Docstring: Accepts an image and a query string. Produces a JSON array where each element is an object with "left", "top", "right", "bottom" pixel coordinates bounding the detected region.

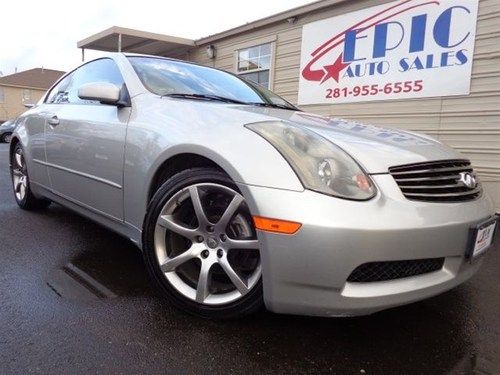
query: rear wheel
[
  {"left": 143, "top": 168, "right": 263, "bottom": 319},
  {"left": 10, "top": 143, "right": 51, "bottom": 210}
]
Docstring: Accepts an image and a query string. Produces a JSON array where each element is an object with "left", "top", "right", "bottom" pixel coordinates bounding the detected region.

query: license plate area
[{"left": 466, "top": 216, "right": 498, "bottom": 261}]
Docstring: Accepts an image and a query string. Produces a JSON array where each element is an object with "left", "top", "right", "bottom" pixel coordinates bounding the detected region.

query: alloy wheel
[
  {"left": 154, "top": 183, "right": 261, "bottom": 305},
  {"left": 12, "top": 148, "right": 27, "bottom": 202}
]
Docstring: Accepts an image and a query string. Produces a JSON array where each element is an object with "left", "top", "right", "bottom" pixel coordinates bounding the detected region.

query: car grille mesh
[
  {"left": 389, "top": 159, "right": 481, "bottom": 202},
  {"left": 347, "top": 258, "right": 445, "bottom": 283}
]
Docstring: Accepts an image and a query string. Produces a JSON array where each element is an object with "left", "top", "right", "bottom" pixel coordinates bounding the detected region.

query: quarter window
[
  {"left": 237, "top": 43, "right": 272, "bottom": 89},
  {"left": 45, "top": 58, "right": 125, "bottom": 105}
]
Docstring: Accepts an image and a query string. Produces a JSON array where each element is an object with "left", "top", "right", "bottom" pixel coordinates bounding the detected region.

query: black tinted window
[{"left": 46, "top": 58, "right": 124, "bottom": 105}]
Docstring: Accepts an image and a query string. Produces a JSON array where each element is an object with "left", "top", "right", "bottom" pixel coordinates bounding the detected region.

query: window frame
[
  {"left": 44, "top": 57, "right": 126, "bottom": 106},
  {"left": 22, "top": 89, "right": 32, "bottom": 102},
  {"left": 234, "top": 39, "right": 276, "bottom": 90}
]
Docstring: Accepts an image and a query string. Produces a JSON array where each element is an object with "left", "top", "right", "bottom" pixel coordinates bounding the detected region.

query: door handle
[{"left": 47, "top": 115, "right": 60, "bottom": 127}]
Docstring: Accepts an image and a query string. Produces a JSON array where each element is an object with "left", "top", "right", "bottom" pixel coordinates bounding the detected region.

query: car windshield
[{"left": 128, "top": 56, "right": 297, "bottom": 110}]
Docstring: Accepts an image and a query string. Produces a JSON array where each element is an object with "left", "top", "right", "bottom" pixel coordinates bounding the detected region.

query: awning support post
[{"left": 118, "top": 34, "right": 122, "bottom": 52}]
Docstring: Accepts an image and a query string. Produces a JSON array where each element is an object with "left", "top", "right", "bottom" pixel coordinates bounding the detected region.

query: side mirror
[
  {"left": 78, "top": 82, "right": 121, "bottom": 105},
  {"left": 23, "top": 103, "right": 35, "bottom": 109}
]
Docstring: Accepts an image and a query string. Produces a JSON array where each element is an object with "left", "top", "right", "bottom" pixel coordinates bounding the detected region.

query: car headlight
[{"left": 245, "top": 121, "right": 376, "bottom": 200}]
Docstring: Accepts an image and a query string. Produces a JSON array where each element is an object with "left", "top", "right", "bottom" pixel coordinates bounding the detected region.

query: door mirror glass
[{"left": 78, "top": 82, "right": 121, "bottom": 105}]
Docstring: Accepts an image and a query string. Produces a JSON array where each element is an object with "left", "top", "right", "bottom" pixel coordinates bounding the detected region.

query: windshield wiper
[
  {"left": 163, "top": 93, "right": 298, "bottom": 111},
  {"left": 163, "top": 93, "right": 246, "bottom": 104},
  {"left": 248, "top": 102, "right": 298, "bottom": 111}
]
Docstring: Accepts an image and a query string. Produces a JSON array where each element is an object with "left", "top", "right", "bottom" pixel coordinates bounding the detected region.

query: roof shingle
[{"left": 0, "top": 68, "right": 65, "bottom": 90}]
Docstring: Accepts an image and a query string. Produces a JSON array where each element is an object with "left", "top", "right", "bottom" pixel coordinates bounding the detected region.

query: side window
[{"left": 46, "top": 58, "right": 125, "bottom": 105}]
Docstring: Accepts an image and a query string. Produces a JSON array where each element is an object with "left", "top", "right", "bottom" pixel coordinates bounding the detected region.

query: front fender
[
  {"left": 123, "top": 97, "right": 304, "bottom": 231},
  {"left": 10, "top": 117, "right": 31, "bottom": 165}
]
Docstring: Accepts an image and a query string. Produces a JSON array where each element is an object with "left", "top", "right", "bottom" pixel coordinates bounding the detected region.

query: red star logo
[{"left": 320, "top": 54, "right": 350, "bottom": 84}]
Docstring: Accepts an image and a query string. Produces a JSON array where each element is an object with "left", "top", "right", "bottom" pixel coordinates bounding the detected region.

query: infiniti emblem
[{"left": 458, "top": 172, "right": 477, "bottom": 189}]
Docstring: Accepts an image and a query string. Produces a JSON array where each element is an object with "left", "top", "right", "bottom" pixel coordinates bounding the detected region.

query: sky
[{"left": 0, "top": 0, "right": 313, "bottom": 76}]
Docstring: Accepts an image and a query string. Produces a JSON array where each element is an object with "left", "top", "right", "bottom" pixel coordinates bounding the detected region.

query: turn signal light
[{"left": 253, "top": 216, "right": 302, "bottom": 234}]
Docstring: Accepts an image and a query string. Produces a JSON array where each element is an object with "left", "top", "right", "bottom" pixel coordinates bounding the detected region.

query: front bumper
[{"left": 238, "top": 174, "right": 496, "bottom": 317}]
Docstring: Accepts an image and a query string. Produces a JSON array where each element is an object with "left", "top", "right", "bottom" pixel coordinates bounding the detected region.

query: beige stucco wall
[
  {"left": 0, "top": 85, "right": 46, "bottom": 122},
  {"left": 184, "top": 0, "right": 500, "bottom": 211}
]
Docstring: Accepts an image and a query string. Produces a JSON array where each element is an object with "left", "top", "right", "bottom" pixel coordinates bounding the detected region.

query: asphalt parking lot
[{"left": 0, "top": 142, "right": 498, "bottom": 374}]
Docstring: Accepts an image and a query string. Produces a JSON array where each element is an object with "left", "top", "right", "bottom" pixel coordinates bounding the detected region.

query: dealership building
[{"left": 78, "top": 0, "right": 500, "bottom": 211}]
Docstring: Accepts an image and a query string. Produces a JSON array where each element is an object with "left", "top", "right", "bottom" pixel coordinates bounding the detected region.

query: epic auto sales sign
[{"left": 298, "top": 0, "right": 479, "bottom": 105}]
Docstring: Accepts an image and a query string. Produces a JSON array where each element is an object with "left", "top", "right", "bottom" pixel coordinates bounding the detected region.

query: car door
[{"left": 44, "top": 58, "right": 131, "bottom": 221}]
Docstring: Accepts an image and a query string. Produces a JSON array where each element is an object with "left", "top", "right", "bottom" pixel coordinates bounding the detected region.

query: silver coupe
[{"left": 9, "top": 53, "right": 497, "bottom": 318}]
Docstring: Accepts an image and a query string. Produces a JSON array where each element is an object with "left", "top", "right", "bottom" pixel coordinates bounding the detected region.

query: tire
[
  {"left": 1, "top": 133, "right": 12, "bottom": 143},
  {"left": 10, "top": 143, "right": 51, "bottom": 210},
  {"left": 142, "top": 167, "right": 263, "bottom": 319}
]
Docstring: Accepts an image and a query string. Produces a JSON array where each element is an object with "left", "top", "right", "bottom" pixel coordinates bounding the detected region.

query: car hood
[
  {"left": 229, "top": 105, "right": 463, "bottom": 174},
  {"left": 0, "top": 123, "right": 15, "bottom": 131}
]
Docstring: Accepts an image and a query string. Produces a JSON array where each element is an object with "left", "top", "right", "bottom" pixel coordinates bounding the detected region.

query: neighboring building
[
  {"left": 79, "top": 0, "right": 500, "bottom": 211},
  {"left": 0, "top": 68, "right": 65, "bottom": 123}
]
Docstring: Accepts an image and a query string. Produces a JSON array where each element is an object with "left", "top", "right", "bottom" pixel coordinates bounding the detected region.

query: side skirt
[{"left": 31, "top": 181, "right": 143, "bottom": 249}]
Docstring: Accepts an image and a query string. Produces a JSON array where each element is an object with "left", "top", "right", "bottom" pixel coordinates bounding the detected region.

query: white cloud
[{"left": 0, "top": 0, "right": 312, "bottom": 75}]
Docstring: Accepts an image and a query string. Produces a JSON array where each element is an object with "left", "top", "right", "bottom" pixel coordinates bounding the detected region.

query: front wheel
[
  {"left": 1, "top": 133, "right": 12, "bottom": 143},
  {"left": 10, "top": 143, "right": 51, "bottom": 210},
  {"left": 142, "top": 168, "right": 263, "bottom": 319}
]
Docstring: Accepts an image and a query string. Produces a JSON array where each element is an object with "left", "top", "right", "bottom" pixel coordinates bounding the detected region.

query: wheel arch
[
  {"left": 8, "top": 136, "right": 20, "bottom": 163},
  {"left": 147, "top": 152, "right": 231, "bottom": 203},
  {"left": 128, "top": 139, "right": 302, "bottom": 236}
]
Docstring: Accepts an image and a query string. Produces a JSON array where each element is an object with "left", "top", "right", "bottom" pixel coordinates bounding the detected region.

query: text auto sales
[{"left": 341, "top": 6, "right": 471, "bottom": 80}]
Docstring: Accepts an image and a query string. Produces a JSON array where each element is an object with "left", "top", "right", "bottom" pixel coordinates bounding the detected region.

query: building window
[
  {"left": 0, "top": 87, "right": 4, "bottom": 103},
  {"left": 237, "top": 43, "right": 272, "bottom": 88},
  {"left": 23, "top": 89, "right": 32, "bottom": 102}
]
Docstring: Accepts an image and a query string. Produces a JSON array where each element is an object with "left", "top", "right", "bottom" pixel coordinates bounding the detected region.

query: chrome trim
[
  {"left": 388, "top": 159, "right": 469, "bottom": 170},
  {"left": 404, "top": 187, "right": 482, "bottom": 198},
  {"left": 393, "top": 174, "right": 469, "bottom": 182},
  {"left": 33, "top": 158, "right": 122, "bottom": 189},
  {"left": 389, "top": 160, "right": 482, "bottom": 202},
  {"left": 402, "top": 184, "right": 466, "bottom": 189},
  {"left": 390, "top": 165, "right": 473, "bottom": 176}
]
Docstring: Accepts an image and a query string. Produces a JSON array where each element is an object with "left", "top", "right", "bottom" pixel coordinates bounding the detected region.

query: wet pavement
[{"left": 0, "top": 142, "right": 499, "bottom": 374}]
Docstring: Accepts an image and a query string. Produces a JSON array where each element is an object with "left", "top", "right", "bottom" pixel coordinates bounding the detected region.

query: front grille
[
  {"left": 389, "top": 159, "right": 481, "bottom": 202},
  {"left": 347, "top": 258, "right": 445, "bottom": 282}
]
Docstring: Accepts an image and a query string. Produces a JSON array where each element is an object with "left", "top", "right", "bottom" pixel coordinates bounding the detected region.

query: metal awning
[{"left": 77, "top": 26, "right": 195, "bottom": 57}]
